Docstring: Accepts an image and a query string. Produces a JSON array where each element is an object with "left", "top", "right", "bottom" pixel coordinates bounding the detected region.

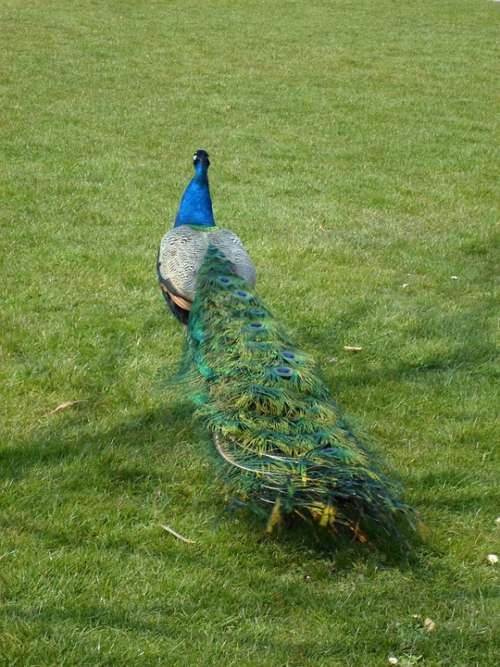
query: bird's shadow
[
  {"left": 2, "top": 396, "right": 423, "bottom": 571},
  {"left": 0, "top": 401, "right": 192, "bottom": 483}
]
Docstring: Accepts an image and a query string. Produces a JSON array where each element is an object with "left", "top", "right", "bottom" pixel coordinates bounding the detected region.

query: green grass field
[{"left": 1, "top": 1, "right": 499, "bottom": 665}]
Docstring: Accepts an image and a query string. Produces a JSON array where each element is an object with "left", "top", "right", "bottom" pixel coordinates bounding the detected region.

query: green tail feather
[{"left": 179, "top": 245, "right": 416, "bottom": 548}]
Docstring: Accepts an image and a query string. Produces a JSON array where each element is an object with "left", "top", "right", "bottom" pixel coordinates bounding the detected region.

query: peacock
[{"left": 157, "top": 149, "right": 415, "bottom": 549}]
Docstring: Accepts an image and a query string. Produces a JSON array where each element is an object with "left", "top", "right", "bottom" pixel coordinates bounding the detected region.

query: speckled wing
[
  {"left": 158, "top": 226, "right": 256, "bottom": 303},
  {"left": 211, "top": 228, "right": 256, "bottom": 290}
]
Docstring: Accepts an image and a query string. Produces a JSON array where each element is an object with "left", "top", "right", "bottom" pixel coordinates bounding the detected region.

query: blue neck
[{"left": 174, "top": 162, "right": 216, "bottom": 228}]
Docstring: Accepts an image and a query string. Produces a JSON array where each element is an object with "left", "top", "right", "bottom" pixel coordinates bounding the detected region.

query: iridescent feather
[{"left": 175, "top": 245, "right": 416, "bottom": 548}]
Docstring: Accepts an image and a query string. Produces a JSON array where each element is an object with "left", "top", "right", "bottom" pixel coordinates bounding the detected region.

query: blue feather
[{"left": 174, "top": 150, "right": 216, "bottom": 228}]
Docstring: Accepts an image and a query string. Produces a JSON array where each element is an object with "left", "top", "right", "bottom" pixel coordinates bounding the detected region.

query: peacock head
[{"left": 192, "top": 149, "right": 210, "bottom": 178}]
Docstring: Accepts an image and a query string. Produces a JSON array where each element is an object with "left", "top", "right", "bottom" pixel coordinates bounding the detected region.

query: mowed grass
[{"left": 1, "top": 0, "right": 499, "bottom": 665}]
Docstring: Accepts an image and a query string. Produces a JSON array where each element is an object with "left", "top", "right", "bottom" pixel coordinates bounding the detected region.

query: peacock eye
[
  {"left": 233, "top": 289, "right": 253, "bottom": 302},
  {"left": 217, "top": 276, "right": 231, "bottom": 286},
  {"left": 273, "top": 366, "right": 294, "bottom": 379},
  {"left": 247, "top": 308, "right": 267, "bottom": 318}
]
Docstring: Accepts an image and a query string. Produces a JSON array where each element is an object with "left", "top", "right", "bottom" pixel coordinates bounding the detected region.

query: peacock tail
[{"left": 176, "top": 244, "right": 416, "bottom": 548}]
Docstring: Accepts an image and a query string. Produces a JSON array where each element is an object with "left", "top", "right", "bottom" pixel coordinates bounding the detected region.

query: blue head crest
[{"left": 174, "top": 149, "right": 216, "bottom": 228}]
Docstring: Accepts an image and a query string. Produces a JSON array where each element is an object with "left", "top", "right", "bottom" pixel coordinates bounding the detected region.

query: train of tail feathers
[{"left": 157, "top": 149, "right": 416, "bottom": 550}]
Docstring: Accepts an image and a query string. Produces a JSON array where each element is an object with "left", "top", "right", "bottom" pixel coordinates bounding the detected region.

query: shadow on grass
[
  {"left": 1, "top": 401, "right": 423, "bottom": 569},
  {"left": 2, "top": 602, "right": 183, "bottom": 638},
  {"left": 285, "top": 297, "right": 497, "bottom": 409},
  {"left": 0, "top": 402, "right": 193, "bottom": 482},
  {"left": 408, "top": 468, "right": 498, "bottom": 515},
  {"left": 294, "top": 297, "right": 372, "bottom": 350},
  {"left": 257, "top": 524, "right": 420, "bottom": 570}
]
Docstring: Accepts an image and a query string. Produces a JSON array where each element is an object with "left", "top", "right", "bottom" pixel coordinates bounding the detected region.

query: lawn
[{"left": 0, "top": 1, "right": 499, "bottom": 665}]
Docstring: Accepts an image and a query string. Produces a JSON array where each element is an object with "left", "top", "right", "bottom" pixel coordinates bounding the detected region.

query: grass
[{"left": 0, "top": 0, "right": 499, "bottom": 665}]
